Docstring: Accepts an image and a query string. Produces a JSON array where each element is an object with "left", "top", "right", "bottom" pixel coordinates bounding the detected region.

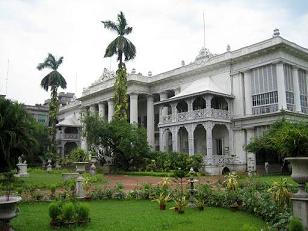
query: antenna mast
[
  {"left": 203, "top": 12, "right": 206, "bottom": 48},
  {"left": 5, "top": 59, "right": 9, "bottom": 95}
]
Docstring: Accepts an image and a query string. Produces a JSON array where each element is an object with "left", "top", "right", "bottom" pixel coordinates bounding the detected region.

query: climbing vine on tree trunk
[
  {"left": 113, "top": 67, "right": 128, "bottom": 121},
  {"left": 49, "top": 87, "right": 59, "bottom": 153}
]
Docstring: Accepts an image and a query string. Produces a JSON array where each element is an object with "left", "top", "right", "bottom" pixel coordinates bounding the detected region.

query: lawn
[{"left": 11, "top": 200, "right": 266, "bottom": 231}]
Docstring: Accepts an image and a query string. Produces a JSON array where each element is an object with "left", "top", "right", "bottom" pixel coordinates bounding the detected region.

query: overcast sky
[{"left": 1, "top": 0, "right": 308, "bottom": 105}]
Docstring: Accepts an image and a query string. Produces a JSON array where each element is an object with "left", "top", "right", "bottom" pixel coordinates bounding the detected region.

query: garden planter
[
  {"left": 285, "top": 157, "right": 308, "bottom": 229},
  {"left": 73, "top": 162, "right": 88, "bottom": 173},
  {"left": 0, "top": 196, "right": 22, "bottom": 230},
  {"left": 285, "top": 157, "right": 308, "bottom": 198}
]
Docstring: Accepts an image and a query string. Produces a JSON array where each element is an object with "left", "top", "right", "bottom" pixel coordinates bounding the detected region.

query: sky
[{"left": 1, "top": 0, "right": 308, "bottom": 105}]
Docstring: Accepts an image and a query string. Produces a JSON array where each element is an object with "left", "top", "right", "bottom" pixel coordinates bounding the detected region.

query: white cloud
[{"left": 0, "top": 0, "right": 308, "bottom": 104}]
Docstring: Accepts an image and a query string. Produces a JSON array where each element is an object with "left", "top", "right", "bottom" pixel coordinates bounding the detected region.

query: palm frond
[
  {"left": 118, "top": 11, "right": 127, "bottom": 35},
  {"left": 104, "top": 38, "right": 118, "bottom": 58},
  {"left": 40, "top": 70, "right": 67, "bottom": 92},
  {"left": 124, "top": 26, "right": 132, "bottom": 35},
  {"left": 123, "top": 38, "right": 136, "bottom": 61},
  {"left": 101, "top": 20, "right": 119, "bottom": 34}
]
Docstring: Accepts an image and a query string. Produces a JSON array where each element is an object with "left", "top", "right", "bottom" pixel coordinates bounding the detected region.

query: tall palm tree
[
  {"left": 37, "top": 53, "right": 67, "bottom": 153},
  {"left": 102, "top": 12, "right": 136, "bottom": 120},
  {"left": 102, "top": 11, "right": 136, "bottom": 69}
]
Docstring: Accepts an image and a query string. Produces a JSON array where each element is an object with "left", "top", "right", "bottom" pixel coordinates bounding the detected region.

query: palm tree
[
  {"left": 102, "top": 12, "right": 136, "bottom": 120},
  {"left": 37, "top": 53, "right": 67, "bottom": 153},
  {"left": 102, "top": 11, "right": 136, "bottom": 69}
]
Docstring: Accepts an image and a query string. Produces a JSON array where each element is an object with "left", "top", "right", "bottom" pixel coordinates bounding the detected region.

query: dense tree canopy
[
  {"left": 0, "top": 98, "right": 48, "bottom": 171},
  {"left": 246, "top": 119, "right": 308, "bottom": 157},
  {"left": 83, "top": 114, "right": 149, "bottom": 170}
]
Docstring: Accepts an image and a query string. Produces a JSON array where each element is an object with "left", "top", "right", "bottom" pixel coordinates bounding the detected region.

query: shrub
[
  {"left": 288, "top": 217, "right": 304, "bottom": 231},
  {"left": 76, "top": 204, "right": 90, "bottom": 222},
  {"left": 70, "top": 148, "right": 88, "bottom": 162},
  {"left": 224, "top": 173, "right": 239, "bottom": 191},
  {"left": 62, "top": 202, "right": 76, "bottom": 222},
  {"left": 267, "top": 178, "right": 291, "bottom": 210},
  {"left": 48, "top": 201, "right": 62, "bottom": 222}
]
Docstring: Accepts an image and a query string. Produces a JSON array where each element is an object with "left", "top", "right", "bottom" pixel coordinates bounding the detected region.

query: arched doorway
[
  {"left": 212, "top": 124, "right": 229, "bottom": 155},
  {"left": 194, "top": 124, "right": 206, "bottom": 154},
  {"left": 193, "top": 97, "right": 206, "bottom": 110},
  {"left": 163, "top": 129, "right": 173, "bottom": 152},
  {"left": 178, "top": 127, "right": 188, "bottom": 153},
  {"left": 64, "top": 142, "right": 78, "bottom": 155},
  {"left": 177, "top": 100, "right": 188, "bottom": 113},
  {"left": 211, "top": 96, "right": 228, "bottom": 110}
]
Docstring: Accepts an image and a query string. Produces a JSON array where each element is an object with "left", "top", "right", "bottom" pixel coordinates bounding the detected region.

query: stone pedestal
[
  {"left": 74, "top": 162, "right": 88, "bottom": 174},
  {"left": 16, "top": 163, "right": 28, "bottom": 177},
  {"left": 75, "top": 175, "right": 85, "bottom": 199},
  {"left": 89, "top": 163, "right": 96, "bottom": 175},
  {"left": 292, "top": 198, "right": 308, "bottom": 229},
  {"left": 62, "top": 173, "right": 79, "bottom": 181},
  {"left": 46, "top": 159, "right": 52, "bottom": 172}
]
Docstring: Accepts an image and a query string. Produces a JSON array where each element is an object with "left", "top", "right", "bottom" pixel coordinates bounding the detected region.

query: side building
[{"left": 59, "top": 30, "right": 308, "bottom": 174}]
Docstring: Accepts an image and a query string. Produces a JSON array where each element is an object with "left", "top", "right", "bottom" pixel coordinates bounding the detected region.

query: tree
[
  {"left": 83, "top": 114, "right": 149, "bottom": 170},
  {"left": 0, "top": 98, "right": 40, "bottom": 171},
  {"left": 37, "top": 53, "right": 67, "bottom": 153},
  {"left": 246, "top": 119, "right": 308, "bottom": 157},
  {"left": 101, "top": 11, "right": 136, "bottom": 120}
]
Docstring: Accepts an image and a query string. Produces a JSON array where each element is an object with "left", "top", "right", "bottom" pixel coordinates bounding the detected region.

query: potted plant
[
  {"left": 170, "top": 196, "right": 187, "bottom": 214},
  {"left": 246, "top": 120, "right": 308, "bottom": 198},
  {"left": 152, "top": 193, "right": 171, "bottom": 210},
  {"left": 0, "top": 171, "right": 22, "bottom": 230},
  {"left": 70, "top": 148, "right": 89, "bottom": 173}
]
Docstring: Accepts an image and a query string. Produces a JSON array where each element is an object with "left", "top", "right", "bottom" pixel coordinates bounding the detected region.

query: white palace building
[{"left": 57, "top": 30, "right": 308, "bottom": 175}]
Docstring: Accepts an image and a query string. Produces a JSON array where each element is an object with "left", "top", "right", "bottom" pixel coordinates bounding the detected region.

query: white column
[
  {"left": 107, "top": 99, "right": 114, "bottom": 122},
  {"left": 187, "top": 98, "right": 193, "bottom": 113},
  {"left": 130, "top": 93, "right": 138, "bottom": 124},
  {"left": 160, "top": 92, "right": 168, "bottom": 116},
  {"left": 277, "top": 62, "right": 287, "bottom": 110},
  {"left": 170, "top": 102, "right": 177, "bottom": 122},
  {"left": 159, "top": 128, "right": 165, "bottom": 151},
  {"left": 147, "top": 95, "right": 155, "bottom": 148},
  {"left": 244, "top": 71, "right": 252, "bottom": 115},
  {"left": 227, "top": 125, "right": 233, "bottom": 156},
  {"left": 188, "top": 124, "right": 195, "bottom": 156},
  {"left": 98, "top": 102, "right": 106, "bottom": 119},
  {"left": 204, "top": 95, "right": 213, "bottom": 109},
  {"left": 89, "top": 105, "right": 96, "bottom": 114},
  {"left": 171, "top": 127, "right": 178, "bottom": 152},
  {"left": 293, "top": 66, "right": 301, "bottom": 112},
  {"left": 246, "top": 128, "right": 256, "bottom": 172},
  {"left": 205, "top": 122, "right": 214, "bottom": 162}
]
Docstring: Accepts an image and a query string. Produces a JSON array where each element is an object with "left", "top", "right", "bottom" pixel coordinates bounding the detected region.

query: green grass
[{"left": 12, "top": 200, "right": 266, "bottom": 231}]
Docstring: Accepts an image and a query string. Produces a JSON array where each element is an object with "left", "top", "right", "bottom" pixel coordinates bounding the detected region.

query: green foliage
[
  {"left": 113, "top": 68, "right": 128, "bottom": 120},
  {"left": 224, "top": 173, "right": 239, "bottom": 191},
  {"left": 62, "top": 202, "right": 76, "bottom": 222},
  {"left": 246, "top": 119, "right": 308, "bottom": 157},
  {"left": 69, "top": 148, "right": 88, "bottom": 162},
  {"left": 37, "top": 53, "right": 67, "bottom": 154},
  {"left": 83, "top": 114, "right": 150, "bottom": 170},
  {"left": 0, "top": 98, "right": 42, "bottom": 171},
  {"left": 288, "top": 217, "right": 304, "bottom": 231},
  {"left": 268, "top": 178, "right": 291, "bottom": 210},
  {"left": 48, "top": 201, "right": 62, "bottom": 221},
  {"left": 101, "top": 11, "right": 136, "bottom": 68},
  {"left": 170, "top": 196, "right": 187, "bottom": 214},
  {"left": 146, "top": 151, "right": 203, "bottom": 173},
  {"left": 76, "top": 204, "right": 90, "bottom": 222},
  {"left": 152, "top": 193, "right": 171, "bottom": 209}
]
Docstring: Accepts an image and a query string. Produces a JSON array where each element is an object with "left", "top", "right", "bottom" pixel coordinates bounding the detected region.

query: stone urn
[
  {"left": 285, "top": 157, "right": 308, "bottom": 198},
  {"left": 73, "top": 162, "right": 88, "bottom": 174},
  {"left": 285, "top": 157, "right": 308, "bottom": 229},
  {"left": 0, "top": 196, "right": 22, "bottom": 230}
]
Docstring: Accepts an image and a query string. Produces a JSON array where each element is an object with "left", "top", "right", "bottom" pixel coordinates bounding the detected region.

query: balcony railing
[
  {"left": 204, "top": 155, "right": 238, "bottom": 166},
  {"left": 57, "top": 133, "right": 80, "bottom": 140},
  {"left": 161, "top": 108, "right": 230, "bottom": 124},
  {"left": 252, "top": 104, "right": 278, "bottom": 115}
]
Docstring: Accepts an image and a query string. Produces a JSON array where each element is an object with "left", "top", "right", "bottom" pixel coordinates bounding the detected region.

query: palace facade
[{"left": 58, "top": 30, "right": 308, "bottom": 174}]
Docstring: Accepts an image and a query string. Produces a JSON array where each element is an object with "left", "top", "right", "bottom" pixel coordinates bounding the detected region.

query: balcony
[
  {"left": 56, "top": 133, "right": 80, "bottom": 141},
  {"left": 161, "top": 108, "right": 230, "bottom": 125},
  {"left": 204, "top": 155, "right": 238, "bottom": 166}
]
